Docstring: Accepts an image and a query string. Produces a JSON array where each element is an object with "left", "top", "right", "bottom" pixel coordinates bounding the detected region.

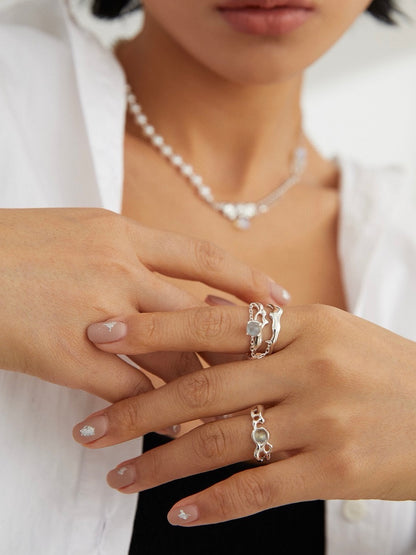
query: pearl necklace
[{"left": 126, "top": 85, "right": 308, "bottom": 230}]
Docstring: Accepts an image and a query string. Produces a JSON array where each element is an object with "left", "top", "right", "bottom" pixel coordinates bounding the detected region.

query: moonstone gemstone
[
  {"left": 235, "top": 217, "right": 250, "bottom": 230},
  {"left": 246, "top": 320, "right": 261, "bottom": 336},
  {"left": 253, "top": 428, "right": 269, "bottom": 444}
]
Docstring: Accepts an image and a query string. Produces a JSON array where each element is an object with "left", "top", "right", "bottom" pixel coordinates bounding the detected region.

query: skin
[
  {"left": 0, "top": 208, "right": 283, "bottom": 401},
  {"left": 73, "top": 0, "right": 416, "bottom": 527},
  {"left": 119, "top": 0, "right": 348, "bottom": 308},
  {"left": 74, "top": 0, "right": 416, "bottom": 526},
  {"left": 76, "top": 304, "right": 416, "bottom": 525}
]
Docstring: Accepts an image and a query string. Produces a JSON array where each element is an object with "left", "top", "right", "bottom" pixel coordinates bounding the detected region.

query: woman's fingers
[
  {"left": 75, "top": 350, "right": 154, "bottom": 403},
  {"left": 134, "top": 269, "right": 202, "bottom": 312},
  {"left": 73, "top": 353, "right": 294, "bottom": 447},
  {"left": 134, "top": 225, "right": 291, "bottom": 306},
  {"left": 87, "top": 305, "right": 298, "bottom": 356},
  {"left": 129, "top": 350, "right": 204, "bottom": 384},
  {"left": 167, "top": 455, "right": 321, "bottom": 526},
  {"left": 105, "top": 406, "right": 306, "bottom": 493}
]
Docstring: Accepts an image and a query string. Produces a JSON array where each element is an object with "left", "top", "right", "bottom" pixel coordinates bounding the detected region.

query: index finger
[
  {"left": 135, "top": 225, "right": 290, "bottom": 305},
  {"left": 74, "top": 307, "right": 302, "bottom": 447},
  {"left": 87, "top": 305, "right": 299, "bottom": 356}
]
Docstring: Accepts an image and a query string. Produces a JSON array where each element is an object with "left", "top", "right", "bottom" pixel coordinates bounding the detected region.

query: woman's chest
[{"left": 122, "top": 140, "right": 346, "bottom": 310}]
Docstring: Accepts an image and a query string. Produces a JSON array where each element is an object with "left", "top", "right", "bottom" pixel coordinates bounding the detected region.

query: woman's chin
[{"left": 201, "top": 56, "right": 303, "bottom": 86}]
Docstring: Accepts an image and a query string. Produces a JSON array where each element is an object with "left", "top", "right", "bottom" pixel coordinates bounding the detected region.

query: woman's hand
[
  {"left": 74, "top": 304, "right": 416, "bottom": 524},
  {"left": 0, "top": 208, "right": 286, "bottom": 402}
]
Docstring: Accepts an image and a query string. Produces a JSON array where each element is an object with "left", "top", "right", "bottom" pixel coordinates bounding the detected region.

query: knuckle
[
  {"left": 192, "top": 423, "right": 227, "bottom": 462},
  {"left": 208, "top": 473, "right": 272, "bottom": 520},
  {"left": 176, "top": 371, "right": 215, "bottom": 411},
  {"left": 168, "top": 351, "right": 201, "bottom": 377},
  {"left": 304, "top": 304, "right": 343, "bottom": 329},
  {"left": 209, "top": 485, "right": 235, "bottom": 520},
  {"left": 190, "top": 307, "right": 231, "bottom": 342},
  {"left": 310, "top": 347, "right": 336, "bottom": 377},
  {"left": 235, "top": 472, "right": 273, "bottom": 511},
  {"left": 325, "top": 445, "right": 361, "bottom": 486},
  {"left": 130, "top": 374, "right": 153, "bottom": 397},
  {"left": 110, "top": 398, "right": 141, "bottom": 436},
  {"left": 132, "top": 314, "right": 158, "bottom": 353},
  {"left": 140, "top": 448, "right": 163, "bottom": 486},
  {"left": 92, "top": 209, "right": 126, "bottom": 238},
  {"left": 194, "top": 240, "right": 225, "bottom": 273}
]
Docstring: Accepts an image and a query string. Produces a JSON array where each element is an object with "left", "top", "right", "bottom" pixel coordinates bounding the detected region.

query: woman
[{"left": 1, "top": 0, "right": 416, "bottom": 553}]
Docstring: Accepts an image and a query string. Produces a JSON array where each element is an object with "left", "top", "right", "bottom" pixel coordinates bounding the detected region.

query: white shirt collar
[{"left": 66, "top": 13, "right": 126, "bottom": 212}]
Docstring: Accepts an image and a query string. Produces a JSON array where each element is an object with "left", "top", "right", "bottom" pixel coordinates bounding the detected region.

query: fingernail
[
  {"left": 202, "top": 416, "right": 217, "bottom": 424},
  {"left": 158, "top": 424, "right": 182, "bottom": 437},
  {"left": 74, "top": 415, "right": 108, "bottom": 444},
  {"left": 205, "top": 295, "right": 235, "bottom": 306},
  {"left": 168, "top": 505, "right": 199, "bottom": 526},
  {"left": 270, "top": 282, "right": 291, "bottom": 305},
  {"left": 87, "top": 321, "right": 127, "bottom": 344},
  {"left": 216, "top": 414, "right": 233, "bottom": 420},
  {"left": 107, "top": 465, "right": 136, "bottom": 490}
]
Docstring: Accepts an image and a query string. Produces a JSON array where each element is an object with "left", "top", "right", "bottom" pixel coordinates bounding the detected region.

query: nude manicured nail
[
  {"left": 158, "top": 424, "right": 182, "bottom": 437},
  {"left": 87, "top": 321, "right": 127, "bottom": 343},
  {"left": 168, "top": 505, "right": 199, "bottom": 526},
  {"left": 205, "top": 295, "right": 235, "bottom": 306},
  {"left": 107, "top": 465, "right": 136, "bottom": 490},
  {"left": 74, "top": 415, "right": 108, "bottom": 444},
  {"left": 270, "top": 282, "right": 291, "bottom": 304}
]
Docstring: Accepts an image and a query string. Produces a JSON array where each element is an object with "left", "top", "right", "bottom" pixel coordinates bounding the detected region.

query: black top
[{"left": 129, "top": 433, "right": 325, "bottom": 555}]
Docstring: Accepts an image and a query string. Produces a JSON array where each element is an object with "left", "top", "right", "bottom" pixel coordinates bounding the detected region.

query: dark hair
[{"left": 92, "top": 0, "right": 400, "bottom": 25}]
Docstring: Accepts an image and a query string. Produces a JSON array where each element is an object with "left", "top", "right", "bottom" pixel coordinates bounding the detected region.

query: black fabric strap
[{"left": 129, "top": 433, "right": 325, "bottom": 555}]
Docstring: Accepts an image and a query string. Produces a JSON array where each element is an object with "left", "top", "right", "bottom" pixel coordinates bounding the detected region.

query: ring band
[
  {"left": 246, "top": 303, "right": 283, "bottom": 359},
  {"left": 246, "top": 302, "right": 268, "bottom": 358},
  {"left": 251, "top": 405, "right": 273, "bottom": 462}
]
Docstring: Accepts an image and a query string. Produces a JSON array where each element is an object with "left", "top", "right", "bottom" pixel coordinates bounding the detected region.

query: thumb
[{"left": 80, "top": 350, "right": 154, "bottom": 403}]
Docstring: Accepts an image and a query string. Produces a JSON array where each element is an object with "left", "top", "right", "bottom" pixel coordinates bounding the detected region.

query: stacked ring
[{"left": 246, "top": 302, "right": 283, "bottom": 359}]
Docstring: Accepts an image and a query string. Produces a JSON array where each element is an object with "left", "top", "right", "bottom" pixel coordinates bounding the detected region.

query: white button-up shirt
[{"left": 0, "top": 1, "right": 415, "bottom": 553}]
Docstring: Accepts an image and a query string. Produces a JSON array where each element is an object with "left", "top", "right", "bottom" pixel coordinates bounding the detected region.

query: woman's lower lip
[{"left": 218, "top": 7, "right": 314, "bottom": 35}]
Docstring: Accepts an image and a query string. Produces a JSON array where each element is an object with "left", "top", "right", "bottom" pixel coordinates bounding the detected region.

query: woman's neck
[{"left": 117, "top": 12, "right": 305, "bottom": 201}]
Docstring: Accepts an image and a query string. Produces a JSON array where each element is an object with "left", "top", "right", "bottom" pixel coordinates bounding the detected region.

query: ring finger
[{"left": 105, "top": 405, "right": 308, "bottom": 494}]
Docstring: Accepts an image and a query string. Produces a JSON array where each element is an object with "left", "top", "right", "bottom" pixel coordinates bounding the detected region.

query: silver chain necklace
[{"left": 126, "top": 85, "right": 308, "bottom": 230}]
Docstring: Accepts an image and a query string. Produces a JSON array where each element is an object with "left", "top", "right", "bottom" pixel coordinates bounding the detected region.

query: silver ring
[
  {"left": 246, "top": 303, "right": 283, "bottom": 359},
  {"left": 251, "top": 405, "right": 273, "bottom": 462},
  {"left": 246, "top": 302, "right": 268, "bottom": 358}
]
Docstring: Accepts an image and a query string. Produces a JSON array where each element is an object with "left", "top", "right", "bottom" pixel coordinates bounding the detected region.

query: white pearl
[
  {"left": 191, "top": 175, "right": 203, "bottom": 187},
  {"left": 130, "top": 104, "right": 141, "bottom": 115},
  {"left": 222, "top": 204, "right": 237, "bottom": 221},
  {"left": 127, "top": 93, "right": 136, "bottom": 104},
  {"left": 237, "top": 203, "right": 257, "bottom": 219},
  {"left": 171, "top": 155, "right": 183, "bottom": 167},
  {"left": 144, "top": 125, "right": 155, "bottom": 137},
  {"left": 161, "top": 145, "right": 173, "bottom": 157},
  {"left": 152, "top": 135, "right": 164, "bottom": 147},
  {"left": 136, "top": 114, "right": 147, "bottom": 126},
  {"left": 180, "top": 164, "right": 193, "bottom": 177},
  {"left": 199, "top": 186, "right": 213, "bottom": 201}
]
